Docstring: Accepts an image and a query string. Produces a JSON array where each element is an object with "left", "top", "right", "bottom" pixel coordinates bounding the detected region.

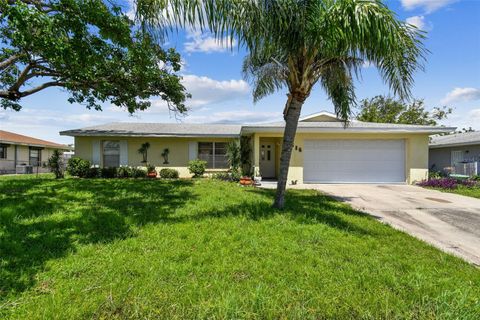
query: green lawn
[
  {"left": 436, "top": 185, "right": 480, "bottom": 199},
  {"left": 1, "top": 175, "right": 479, "bottom": 319}
]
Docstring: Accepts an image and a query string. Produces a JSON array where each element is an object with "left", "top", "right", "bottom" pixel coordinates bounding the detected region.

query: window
[
  {"left": 103, "top": 141, "right": 120, "bottom": 167},
  {"left": 198, "top": 142, "right": 228, "bottom": 169},
  {"left": 29, "top": 148, "right": 41, "bottom": 166},
  {"left": 0, "top": 145, "right": 7, "bottom": 159}
]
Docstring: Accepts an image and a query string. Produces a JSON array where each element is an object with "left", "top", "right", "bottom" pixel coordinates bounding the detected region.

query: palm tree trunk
[{"left": 273, "top": 95, "right": 304, "bottom": 209}]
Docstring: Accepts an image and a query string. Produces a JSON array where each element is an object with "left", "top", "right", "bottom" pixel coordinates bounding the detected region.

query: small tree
[
  {"left": 138, "top": 142, "right": 151, "bottom": 163},
  {"left": 47, "top": 150, "right": 64, "bottom": 179}
]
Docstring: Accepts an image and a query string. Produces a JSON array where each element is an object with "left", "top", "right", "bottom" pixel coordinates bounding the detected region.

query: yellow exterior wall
[
  {"left": 73, "top": 132, "right": 430, "bottom": 183},
  {"left": 252, "top": 132, "right": 430, "bottom": 184},
  {"left": 74, "top": 136, "right": 234, "bottom": 177}
]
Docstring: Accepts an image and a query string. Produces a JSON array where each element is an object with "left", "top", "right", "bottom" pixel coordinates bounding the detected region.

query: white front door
[
  {"left": 303, "top": 139, "right": 406, "bottom": 183},
  {"left": 259, "top": 142, "right": 275, "bottom": 178}
]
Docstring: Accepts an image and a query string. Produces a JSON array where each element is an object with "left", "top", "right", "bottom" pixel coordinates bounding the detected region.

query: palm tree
[{"left": 137, "top": 0, "right": 426, "bottom": 208}]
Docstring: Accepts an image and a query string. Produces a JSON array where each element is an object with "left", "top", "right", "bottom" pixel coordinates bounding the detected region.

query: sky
[{"left": 1, "top": 0, "right": 479, "bottom": 145}]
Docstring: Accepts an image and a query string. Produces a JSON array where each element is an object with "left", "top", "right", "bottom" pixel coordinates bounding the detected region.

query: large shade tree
[
  {"left": 138, "top": 0, "right": 426, "bottom": 208},
  {"left": 0, "top": 0, "right": 188, "bottom": 113}
]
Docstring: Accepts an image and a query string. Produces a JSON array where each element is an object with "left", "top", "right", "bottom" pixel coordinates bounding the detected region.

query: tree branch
[
  {"left": 0, "top": 53, "right": 22, "bottom": 70},
  {"left": 19, "top": 81, "right": 63, "bottom": 97}
]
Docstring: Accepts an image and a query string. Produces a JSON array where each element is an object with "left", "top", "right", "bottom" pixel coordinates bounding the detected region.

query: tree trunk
[{"left": 273, "top": 95, "right": 304, "bottom": 209}]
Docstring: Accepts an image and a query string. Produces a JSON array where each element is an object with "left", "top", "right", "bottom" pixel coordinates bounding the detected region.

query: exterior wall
[
  {"left": 252, "top": 132, "right": 430, "bottom": 184},
  {"left": 0, "top": 144, "right": 60, "bottom": 174},
  {"left": 429, "top": 144, "right": 480, "bottom": 171},
  {"left": 74, "top": 136, "right": 234, "bottom": 177}
]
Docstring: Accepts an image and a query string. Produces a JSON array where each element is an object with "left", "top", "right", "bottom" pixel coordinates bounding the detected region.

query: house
[
  {"left": 429, "top": 131, "right": 480, "bottom": 176},
  {"left": 60, "top": 112, "right": 454, "bottom": 184},
  {"left": 0, "top": 130, "right": 70, "bottom": 174}
]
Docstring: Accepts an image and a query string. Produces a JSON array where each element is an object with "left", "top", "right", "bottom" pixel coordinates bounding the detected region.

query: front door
[{"left": 259, "top": 142, "right": 275, "bottom": 178}]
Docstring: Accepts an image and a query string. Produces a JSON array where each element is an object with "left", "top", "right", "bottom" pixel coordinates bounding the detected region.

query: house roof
[
  {"left": 429, "top": 131, "right": 480, "bottom": 148},
  {"left": 0, "top": 130, "right": 70, "bottom": 149},
  {"left": 60, "top": 114, "right": 456, "bottom": 138},
  {"left": 242, "top": 114, "right": 455, "bottom": 134},
  {"left": 60, "top": 122, "right": 242, "bottom": 138}
]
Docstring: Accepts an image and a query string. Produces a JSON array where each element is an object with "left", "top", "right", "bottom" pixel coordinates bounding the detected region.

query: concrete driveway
[{"left": 294, "top": 184, "right": 480, "bottom": 266}]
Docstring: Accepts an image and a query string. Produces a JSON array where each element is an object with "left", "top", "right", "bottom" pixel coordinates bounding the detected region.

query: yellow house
[
  {"left": 60, "top": 112, "right": 454, "bottom": 184},
  {"left": 0, "top": 130, "right": 70, "bottom": 174}
]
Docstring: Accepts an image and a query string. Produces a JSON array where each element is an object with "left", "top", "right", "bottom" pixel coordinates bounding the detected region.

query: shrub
[
  {"left": 428, "top": 171, "right": 443, "bottom": 179},
  {"left": 188, "top": 159, "right": 207, "bottom": 178},
  {"left": 131, "top": 167, "right": 147, "bottom": 178},
  {"left": 47, "top": 150, "right": 64, "bottom": 179},
  {"left": 86, "top": 167, "right": 101, "bottom": 178},
  {"left": 159, "top": 168, "right": 179, "bottom": 179},
  {"left": 212, "top": 172, "right": 231, "bottom": 181},
  {"left": 66, "top": 157, "right": 91, "bottom": 177},
  {"left": 211, "top": 171, "right": 241, "bottom": 182},
  {"left": 101, "top": 167, "right": 117, "bottom": 178},
  {"left": 117, "top": 166, "right": 133, "bottom": 178}
]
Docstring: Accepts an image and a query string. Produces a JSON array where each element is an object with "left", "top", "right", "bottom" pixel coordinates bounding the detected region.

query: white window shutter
[
  {"left": 92, "top": 140, "right": 100, "bottom": 165},
  {"left": 119, "top": 140, "right": 128, "bottom": 166},
  {"left": 188, "top": 141, "right": 197, "bottom": 161}
]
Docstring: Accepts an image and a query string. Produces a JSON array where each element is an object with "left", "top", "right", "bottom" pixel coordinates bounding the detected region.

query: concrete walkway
[{"left": 259, "top": 182, "right": 480, "bottom": 265}]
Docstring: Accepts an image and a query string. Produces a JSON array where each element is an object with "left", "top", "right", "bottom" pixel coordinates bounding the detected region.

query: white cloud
[
  {"left": 184, "top": 30, "right": 235, "bottom": 53},
  {"left": 182, "top": 74, "right": 250, "bottom": 107},
  {"left": 406, "top": 15, "right": 432, "bottom": 31},
  {"left": 441, "top": 87, "right": 480, "bottom": 104},
  {"left": 108, "top": 74, "right": 251, "bottom": 114},
  {"left": 186, "top": 109, "right": 282, "bottom": 124},
  {"left": 401, "top": 0, "right": 458, "bottom": 13}
]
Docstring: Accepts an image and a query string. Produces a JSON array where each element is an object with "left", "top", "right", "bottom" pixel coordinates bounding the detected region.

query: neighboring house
[
  {"left": 429, "top": 131, "right": 480, "bottom": 176},
  {"left": 0, "top": 130, "right": 70, "bottom": 174},
  {"left": 60, "top": 112, "right": 453, "bottom": 184}
]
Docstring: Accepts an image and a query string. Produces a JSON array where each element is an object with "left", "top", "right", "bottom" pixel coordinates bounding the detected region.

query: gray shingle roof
[
  {"left": 60, "top": 120, "right": 455, "bottom": 137},
  {"left": 430, "top": 131, "right": 480, "bottom": 148},
  {"left": 243, "top": 120, "right": 455, "bottom": 134},
  {"left": 60, "top": 122, "right": 242, "bottom": 137}
]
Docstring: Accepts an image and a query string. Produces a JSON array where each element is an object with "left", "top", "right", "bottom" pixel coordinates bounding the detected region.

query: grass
[
  {"left": 434, "top": 185, "right": 480, "bottom": 199},
  {"left": 0, "top": 174, "right": 479, "bottom": 319}
]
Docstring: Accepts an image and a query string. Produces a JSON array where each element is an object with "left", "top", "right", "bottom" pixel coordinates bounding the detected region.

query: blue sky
[{"left": 1, "top": 0, "right": 479, "bottom": 145}]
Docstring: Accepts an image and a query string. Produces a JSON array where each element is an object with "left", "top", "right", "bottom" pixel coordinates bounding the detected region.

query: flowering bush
[{"left": 417, "top": 178, "right": 478, "bottom": 189}]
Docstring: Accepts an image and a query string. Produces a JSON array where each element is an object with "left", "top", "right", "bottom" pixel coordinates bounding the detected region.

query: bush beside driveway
[{"left": 0, "top": 175, "right": 479, "bottom": 319}]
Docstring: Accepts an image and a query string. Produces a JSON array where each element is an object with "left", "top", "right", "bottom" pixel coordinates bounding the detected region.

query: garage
[{"left": 303, "top": 139, "right": 406, "bottom": 183}]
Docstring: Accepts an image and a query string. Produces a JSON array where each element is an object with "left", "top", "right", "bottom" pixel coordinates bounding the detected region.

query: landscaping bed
[
  {"left": 0, "top": 175, "right": 479, "bottom": 319},
  {"left": 418, "top": 176, "right": 480, "bottom": 199}
]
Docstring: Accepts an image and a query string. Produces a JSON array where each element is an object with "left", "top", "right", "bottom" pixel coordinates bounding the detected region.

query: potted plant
[
  {"left": 146, "top": 163, "right": 157, "bottom": 178},
  {"left": 240, "top": 176, "right": 253, "bottom": 186}
]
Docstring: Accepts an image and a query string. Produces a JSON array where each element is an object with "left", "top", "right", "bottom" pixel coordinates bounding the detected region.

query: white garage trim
[{"left": 303, "top": 139, "right": 406, "bottom": 183}]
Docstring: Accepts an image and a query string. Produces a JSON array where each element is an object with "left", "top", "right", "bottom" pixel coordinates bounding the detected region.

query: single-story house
[
  {"left": 429, "top": 131, "right": 480, "bottom": 176},
  {"left": 0, "top": 130, "right": 70, "bottom": 174},
  {"left": 60, "top": 112, "right": 454, "bottom": 184}
]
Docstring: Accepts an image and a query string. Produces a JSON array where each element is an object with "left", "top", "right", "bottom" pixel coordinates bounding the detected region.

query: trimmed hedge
[{"left": 159, "top": 168, "right": 179, "bottom": 179}]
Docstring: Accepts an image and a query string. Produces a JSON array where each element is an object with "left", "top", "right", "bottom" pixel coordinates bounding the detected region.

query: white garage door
[{"left": 303, "top": 139, "right": 405, "bottom": 183}]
